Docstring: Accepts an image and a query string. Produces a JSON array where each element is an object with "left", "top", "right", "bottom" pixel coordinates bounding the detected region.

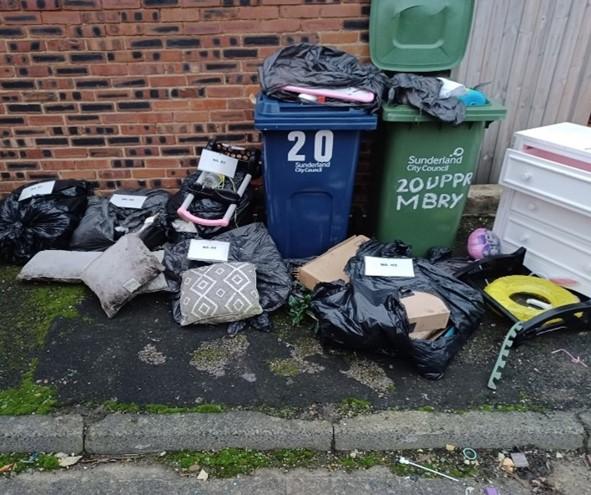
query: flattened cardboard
[
  {"left": 297, "top": 235, "right": 370, "bottom": 291},
  {"left": 401, "top": 291, "right": 450, "bottom": 341}
]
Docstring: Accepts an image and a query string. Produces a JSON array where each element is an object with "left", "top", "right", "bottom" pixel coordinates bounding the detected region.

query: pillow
[
  {"left": 81, "top": 234, "right": 164, "bottom": 318},
  {"left": 179, "top": 262, "right": 262, "bottom": 326},
  {"left": 18, "top": 250, "right": 101, "bottom": 283},
  {"left": 18, "top": 249, "right": 168, "bottom": 294}
]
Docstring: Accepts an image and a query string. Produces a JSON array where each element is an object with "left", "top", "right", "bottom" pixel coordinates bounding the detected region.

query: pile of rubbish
[
  {"left": 259, "top": 43, "right": 491, "bottom": 123},
  {"left": 2, "top": 43, "right": 588, "bottom": 384}
]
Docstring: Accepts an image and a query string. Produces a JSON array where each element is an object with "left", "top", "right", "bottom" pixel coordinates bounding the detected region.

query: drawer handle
[{"left": 521, "top": 172, "right": 533, "bottom": 182}]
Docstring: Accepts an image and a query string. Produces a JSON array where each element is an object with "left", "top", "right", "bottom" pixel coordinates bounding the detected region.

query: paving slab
[
  {"left": 86, "top": 412, "right": 333, "bottom": 454},
  {"left": 0, "top": 464, "right": 531, "bottom": 495},
  {"left": 2, "top": 215, "right": 590, "bottom": 415},
  {"left": 0, "top": 415, "right": 83, "bottom": 454},
  {"left": 334, "top": 411, "right": 586, "bottom": 451}
]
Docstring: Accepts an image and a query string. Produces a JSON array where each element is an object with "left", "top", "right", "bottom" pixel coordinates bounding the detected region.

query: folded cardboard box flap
[{"left": 298, "top": 235, "right": 370, "bottom": 291}]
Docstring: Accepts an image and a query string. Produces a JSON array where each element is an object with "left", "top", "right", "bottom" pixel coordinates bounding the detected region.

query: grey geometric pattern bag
[{"left": 179, "top": 262, "right": 263, "bottom": 326}]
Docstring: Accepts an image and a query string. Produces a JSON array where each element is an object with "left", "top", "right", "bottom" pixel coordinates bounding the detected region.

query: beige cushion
[{"left": 81, "top": 234, "right": 163, "bottom": 318}]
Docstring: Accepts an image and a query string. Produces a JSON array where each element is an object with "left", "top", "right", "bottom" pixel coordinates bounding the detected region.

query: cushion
[
  {"left": 179, "top": 262, "right": 262, "bottom": 326},
  {"left": 18, "top": 249, "right": 168, "bottom": 294},
  {"left": 18, "top": 250, "right": 101, "bottom": 283},
  {"left": 81, "top": 234, "right": 164, "bottom": 318}
]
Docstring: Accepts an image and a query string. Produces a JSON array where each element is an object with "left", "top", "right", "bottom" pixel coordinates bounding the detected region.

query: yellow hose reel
[{"left": 484, "top": 275, "right": 580, "bottom": 321}]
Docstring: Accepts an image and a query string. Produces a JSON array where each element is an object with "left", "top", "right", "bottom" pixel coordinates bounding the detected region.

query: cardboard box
[
  {"left": 401, "top": 291, "right": 450, "bottom": 341},
  {"left": 297, "top": 235, "right": 370, "bottom": 291}
]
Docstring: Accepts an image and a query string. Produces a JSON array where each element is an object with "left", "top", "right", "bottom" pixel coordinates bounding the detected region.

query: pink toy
[{"left": 467, "top": 228, "right": 501, "bottom": 260}]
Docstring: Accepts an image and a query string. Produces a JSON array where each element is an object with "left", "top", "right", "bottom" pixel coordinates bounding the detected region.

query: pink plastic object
[
  {"left": 283, "top": 85, "right": 375, "bottom": 103},
  {"left": 467, "top": 228, "right": 502, "bottom": 260},
  {"left": 177, "top": 172, "right": 252, "bottom": 227},
  {"left": 177, "top": 202, "right": 230, "bottom": 227},
  {"left": 523, "top": 146, "right": 591, "bottom": 173}
]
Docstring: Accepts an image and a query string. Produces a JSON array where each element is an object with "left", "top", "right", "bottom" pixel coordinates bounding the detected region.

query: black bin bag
[
  {"left": 311, "top": 240, "right": 485, "bottom": 379},
  {"left": 259, "top": 43, "right": 388, "bottom": 113},
  {"left": 70, "top": 188, "right": 170, "bottom": 251},
  {"left": 0, "top": 179, "right": 91, "bottom": 264},
  {"left": 164, "top": 222, "right": 292, "bottom": 334}
]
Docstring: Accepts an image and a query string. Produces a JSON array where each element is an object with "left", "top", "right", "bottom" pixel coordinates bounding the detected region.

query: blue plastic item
[
  {"left": 459, "top": 89, "right": 488, "bottom": 107},
  {"left": 254, "top": 94, "right": 377, "bottom": 258}
]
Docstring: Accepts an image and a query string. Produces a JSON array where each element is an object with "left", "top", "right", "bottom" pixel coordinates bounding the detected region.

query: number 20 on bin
[{"left": 287, "top": 130, "right": 334, "bottom": 162}]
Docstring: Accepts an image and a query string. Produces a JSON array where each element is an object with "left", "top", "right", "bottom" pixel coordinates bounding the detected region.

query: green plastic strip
[{"left": 487, "top": 322, "right": 523, "bottom": 391}]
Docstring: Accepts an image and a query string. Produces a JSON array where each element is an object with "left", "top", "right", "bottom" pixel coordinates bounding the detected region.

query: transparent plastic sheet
[
  {"left": 163, "top": 222, "right": 292, "bottom": 334},
  {"left": 70, "top": 188, "right": 170, "bottom": 251},
  {"left": 311, "top": 240, "right": 484, "bottom": 379},
  {"left": 259, "top": 43, "right": 388, "bottom": 113},
  {"left": 0, "top": 180, "right": 91, "bottom": 264}
]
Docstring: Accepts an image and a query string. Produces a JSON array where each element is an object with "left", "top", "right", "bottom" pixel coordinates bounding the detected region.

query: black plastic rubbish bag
[
  {"left": 259, "top": 43, "right": 388, "bottom": 113},
  {"left": 69, "top": 189, "right": 170, "bottom": 251},
  {"left": 164, "top": 222, "right": 292, "bottom": 334},
  {"left": 166, "top": 141, "right": 260, "bottom": 241},
  {"left": 0, "top": 180, "right": 91, "bottom": 264},
  {"left": 387, "top": 73, "right": 465, "bottom": 124},
  {"left": 311, "top": 240, "right": 484, "bottom": 379}
]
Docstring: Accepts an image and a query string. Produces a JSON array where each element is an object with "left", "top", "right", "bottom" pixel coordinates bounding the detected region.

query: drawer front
[
  {"left": 500, "top": 149, "right": 591, "bottom": 215},
  {"left": 509, "top": 193, "right": 591, "bottom": 245},
  {"left": 501, "top": 217, "right": 591, "bottom": 293}
]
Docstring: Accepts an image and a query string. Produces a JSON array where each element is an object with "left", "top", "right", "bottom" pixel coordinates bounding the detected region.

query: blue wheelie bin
[{"left": 254, "top": 95, "right": 377, "bottom": 258}]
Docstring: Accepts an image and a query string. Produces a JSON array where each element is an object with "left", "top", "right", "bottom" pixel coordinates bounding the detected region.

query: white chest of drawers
[{"left": 493, "top": 122, "right": 591, "bottom": 297}]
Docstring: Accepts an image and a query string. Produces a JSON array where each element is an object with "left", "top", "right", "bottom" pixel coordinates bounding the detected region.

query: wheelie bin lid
[
  {"left": 382, "top": 99, "right": 507, "bottom": 123},
  {"left": 369, "top": 0, "right": 475, "bottom": 72},
  {"left": 254, "top": 94, "right": 377, "bottom": 131}
]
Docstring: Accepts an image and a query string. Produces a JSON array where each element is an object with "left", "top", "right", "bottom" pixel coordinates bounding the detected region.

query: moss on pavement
[{"left": 0, "top": 264, "right": 86, "bottom": 411}]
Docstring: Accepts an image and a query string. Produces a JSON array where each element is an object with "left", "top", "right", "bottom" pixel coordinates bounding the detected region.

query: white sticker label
[
  {"left": 364, "top": 257, "right": 415, "bottom": 278},
  {"left": 187, "top": 239, "right": 230, "bottom": 263},
  {"left": 18, "top": 180, "right": 55, "bottom": 201},
  {"left": 110, "top": 194, "right": 147, "bottom": 209},
  {"left": 172, "top": 219, "right": 198, "bottom": 233},
  {"left": 197, "top": 149, "right": 238, "bottom": 178}
]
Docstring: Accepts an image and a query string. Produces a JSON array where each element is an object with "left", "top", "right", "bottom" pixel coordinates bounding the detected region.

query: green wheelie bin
[{"left": 370, "top": 0, "right": 506, "bottom": 256}]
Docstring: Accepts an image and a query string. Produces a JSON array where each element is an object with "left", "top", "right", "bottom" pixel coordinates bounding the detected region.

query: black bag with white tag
[
  {"left": 69, "top": 188, "right": 170, "bottom": 251},
  {"left": 311, "top": 240, "right": 484, "bottom": 379},
  {"left": 0, "top": 180, "right": 91, "bottom": 264}
]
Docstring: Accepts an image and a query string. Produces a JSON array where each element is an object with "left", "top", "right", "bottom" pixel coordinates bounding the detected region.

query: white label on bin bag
[
  {"left": 364, "top": 257, "right": 415, "bottom": 278},
  {"left": 187, "top": 240, "right": 230, "bottom": 263},
  {"left": 198, "top": 149, "right": 238, "bottom": 178},
  {"left": 110, "top": 194, "right": 147, "bottom": 209},
  {"left": 18, "top": 180, "right": 55, "bottom": 201}
]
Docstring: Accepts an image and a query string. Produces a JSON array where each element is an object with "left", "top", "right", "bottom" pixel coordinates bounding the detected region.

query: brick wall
[{"left": 0, "top": 0, "right": 373, "bottom": 207}]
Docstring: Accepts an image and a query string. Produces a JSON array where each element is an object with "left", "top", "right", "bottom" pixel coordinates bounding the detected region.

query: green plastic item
[
  {"left": 375, "top": 102, "right": 506, "bottom": 257},
  {"left": 369, "top": 0, "right": 476, "bottom": 72}
]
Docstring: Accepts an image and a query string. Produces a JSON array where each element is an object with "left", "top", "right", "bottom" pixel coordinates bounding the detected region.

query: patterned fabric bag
[{"left": 179, "top": 262, "right": 263, "bottom": 326}]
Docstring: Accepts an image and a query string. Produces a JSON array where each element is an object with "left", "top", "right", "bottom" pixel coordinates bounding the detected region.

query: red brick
[
  {"left": 41, "top": 12, "right": 81, "bottom": 24},
  {"left": 28, "top": 115, "right": 65, "bottom": 125},
  {"left": 99, "top": 169, "right": 131, "bottom": 179},
  {"left": 319, "top": 31, "right": 359, "bottom": 44},
  {"left": 161, "top": 8, "right": 199, "bottom": 22},
  {"left": 149, "top": 75, "right": 187, "bottom": 87},
  {"left": 172, "top": 111, "right": 208, "bottom": 122},
  {"left": 91, "top": 64, "right": 130, "bottom": 76},
  {"left": 101, "top": 0, "right": 140, "bottom": 8},
  {"left": 320, "top": 4, "right": 362, "bottom": 17},
  {"left": 61, "top": 170, "right": 98, "bottom": 180},
  {"left": 52, "top": 148, "right": 89, "bottom": 159},
  {"left": 238, "top": 6, "right": 279, "bottom": 19},
  {"left": 207, "top": 86, "right": 244, "bottom": 97},
  {"left": 279, "top": 5, "right": 321, "bottom": 17},
  {"left": 144, "top": 158, "right": 179, "bottom": 168},
  {"left": 132, "top": 168, "right": 166, "bottom": 178},
  {"left": 183, "top": 22, "right": 222, "bottom": 35}
]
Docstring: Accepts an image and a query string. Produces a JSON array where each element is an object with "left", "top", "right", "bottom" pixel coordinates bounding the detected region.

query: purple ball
[{"left": 467, "top": 228, "right": 501, "bottom": 259}]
